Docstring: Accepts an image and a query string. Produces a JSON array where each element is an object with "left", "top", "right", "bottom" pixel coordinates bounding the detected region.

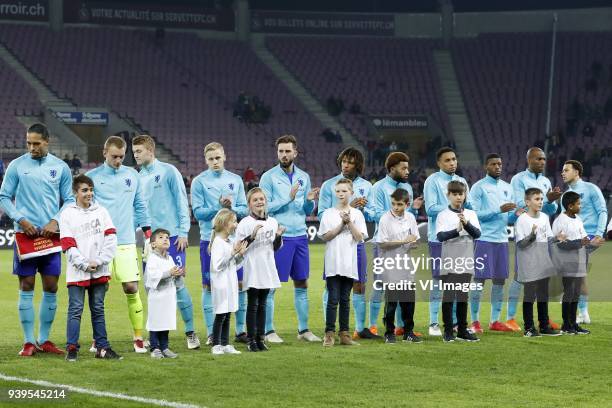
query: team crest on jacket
[
  {"left": 580, "top": 193, "right": 584, "bottom": 199},
  {"left": 125, "top": 178, "right": 132, "bottom": 187},
  {"left": 359, "top": 188, "right": 365, "bottom": 196},
  {"left": 228, "top": 183, "right": 234, "bottom": 191},
  {"left": 49, "top": 169, "right": 57, "bottom": 178},
  {"left": 504, "top": 190, "right": 508, "bottom": 197},
  {"left": 298, "top": 179, "right": 304, "bottom": 186},
  {"left": 154, "top": 175, "right": 161, "bottom": 183}
]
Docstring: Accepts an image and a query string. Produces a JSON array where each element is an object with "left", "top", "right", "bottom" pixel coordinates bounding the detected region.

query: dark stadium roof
[
  {"left": 102, "top": 0, "right": 612, "bottom": 13},
  {"left": 248, "top": 0, "right": 612, "bottom": 13}
]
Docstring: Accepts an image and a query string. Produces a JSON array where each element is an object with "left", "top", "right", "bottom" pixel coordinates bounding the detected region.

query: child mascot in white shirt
[
  {"left": 209, "top": 208, "right": 247, "bottom": 355},
  {"left": 235, "top": 188, "right": 285, "bottom": 352},
  {"left": 145, "top": 228, "right": 185, "bottom": 358}
]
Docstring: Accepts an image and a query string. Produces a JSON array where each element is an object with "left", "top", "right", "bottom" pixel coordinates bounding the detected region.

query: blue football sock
[
  {"left": 176, "top": 287, "right": 194, "bottom": 334},
  {"left": 507, "top": 280, "right": 522, "bottom": 320},
  {"left": 38, "top": 291, "right": 57, "bottom": 344},
  {"left": 452, "top": 301, "right": 457, "bottom": 326},
  {"left": 235, "top": 290, "right": 247, "bottom": 335},
  {"left": 578, "top": 294, "right": 588, "bottom": 315},
  {"left": 353, "top": 293, "right": 366, "bottom": 332},
  {"left": 491, "top": 284, "right": 504, "bottom": 323},
  {"left": 429, "top": 279, "right": 442, "bottom": 325},
  {"left": 369, "top": 288, "right": 383, "bottom": 327},
  {"left": 470, "top": 286, "right": 482, "bottom": 323},
  {"left": 202, "top": 289, "right": 214, "bottom": 337},
  {"left": 18, "top": 290, "right": 35, "bottom": 344},
  {"left": 395, "top": 306, "right": 404, "bottom": 328},
  {"left": 294, "top": 288, "right": 309, "bottom": 333},
  {"left": 322, "top": 288, "right": 328, "bottom": 322},
  {"left": 265, "top": 289, "right": 275, "bottom": 333}
]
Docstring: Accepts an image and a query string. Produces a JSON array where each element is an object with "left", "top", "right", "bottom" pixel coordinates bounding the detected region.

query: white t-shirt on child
[
  {"left": 552, "top": 213, "right": 587, "bottom": 241},
  {"left": 515, "top": 212, "right": 553, "bottom": 242},
  {"left": 551, "top": 213, "right": 588, "bottom": 277},
  {"left": 435, "top": 207, "right": 480, "bottom": 238},
  {"left": 318, "top": 207, "right": 368, "bottom": 280},
  {"left": 235, "top": 215, "right": 282, "bottom": 290},
  {"left": 515, "top": 212, "right": 555, "bottom": 282}
]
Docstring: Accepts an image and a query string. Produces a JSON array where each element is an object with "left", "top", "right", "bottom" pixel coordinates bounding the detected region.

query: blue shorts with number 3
[{"left": 143, "top": 235, "right": 186, "bottom": 272}]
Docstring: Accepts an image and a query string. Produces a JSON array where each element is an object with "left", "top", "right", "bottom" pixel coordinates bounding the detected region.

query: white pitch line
[{"left": 0, "top": 373, "right": 202, "bottom": 408}]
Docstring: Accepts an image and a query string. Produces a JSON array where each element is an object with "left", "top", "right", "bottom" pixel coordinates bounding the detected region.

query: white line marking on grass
[{"left": 0, "top": 373, "right": 202, "bottom": 408}]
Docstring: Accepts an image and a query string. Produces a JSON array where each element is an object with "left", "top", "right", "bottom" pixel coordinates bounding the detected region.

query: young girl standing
[
  {"left": 235, "top": 188, "right": 285, "bottom": 352},
  {"left": 318, "top": 179, "right": 368, "bottom": 347},
  {"left": 145, "top": 228, "right": 185, "bottom": 358},
  {"left": 209, "top": 209, "right": 247, "bottom": 355}
]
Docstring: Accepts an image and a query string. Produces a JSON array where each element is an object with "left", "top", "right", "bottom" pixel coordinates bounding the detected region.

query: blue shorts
[
  {"left": 428, "top": 241, "right": 442, "bottom": 278},
  {"left": 357, "top": 242, "right": 367, "bottom": 283},
  {"left": 200, "top": 240, "right": 243, "bottom": 286},
  {"left": 143, "top": 235, "right": 187, "bottom": 271},
  {"left": 474, "top": 241, "right": 509, "bottom": 280},
  {"left": 322, "top": 241, "right": 367, "bottom": 283},
  {"left": 13, "top": 245, "right": 61, "bottom": 277},
  {"left": 274, "top": 235, "right": 309, "bottom": 282}
]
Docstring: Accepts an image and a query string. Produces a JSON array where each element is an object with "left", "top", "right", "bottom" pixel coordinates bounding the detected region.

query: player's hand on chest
[
  {"left": 278, "top": 177, "right": 305, "bottom": 202},
  {"left": 209, "top": 179, "right": 238, "bottom": 201}
]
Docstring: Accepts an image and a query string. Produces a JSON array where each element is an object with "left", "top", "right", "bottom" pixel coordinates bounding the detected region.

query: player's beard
[
  {"left": 392, "top": 174, "right": 408, "bottom": 184},
  {"left": 279, "top": 159, "right": 293, "bottom": 170}
]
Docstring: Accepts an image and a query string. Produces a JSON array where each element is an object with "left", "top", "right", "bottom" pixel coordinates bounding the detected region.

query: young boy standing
[
  {"left": 318, "top": 179, "right": 367, "bottom": 347},
  {"left": 377, "top": 188, "right": 422, "bottom": 344},
  {"left": 60, "top": 175, "right": 121, "bottom": 361},
  {"left": 515, "top": 188, "right": 560, "bottom": 337},
  {"left": 435, "top": 181, "right": 481, "bottom": 343},
  {"left": 145, "top": 229, "right": 185, "bottom": 358},
  {"left": 552, "top": 191, "right": 602, "bottom": 335}
]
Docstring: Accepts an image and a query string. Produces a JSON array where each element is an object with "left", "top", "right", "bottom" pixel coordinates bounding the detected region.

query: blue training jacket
[
  {"left": 563, "top": 179, "right": 608, "bottom": 237},
  {"left": 468, "top": 175, "right": 514, "bottom": 243},
  {"left": 138, "top": 159, "right": 190, "bottom": 238},
  {"left": 259, "top": 164, "right": 314, "bottom": 238},
  {"left": 317, "top": 173, "right": 373, "bottom": 221},
  {"left": 424, "top": 170, "right": 470, "bottom": 243},
  {"left": 191, "top": 168, "right": 247, "bottom": 241},
  {"left": 86, "top": 163, "right": 150, "bottom": 245},
  {"left": 510, "top": 168, "right": 557, "bottom": 218},
  {"left": 0, "top": 153, "right": 74, "bottom": 231}
]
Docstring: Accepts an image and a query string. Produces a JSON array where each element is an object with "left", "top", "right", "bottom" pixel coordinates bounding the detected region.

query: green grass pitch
[{"left": 1, "top": 243, "right": 611, "bottom": 407}]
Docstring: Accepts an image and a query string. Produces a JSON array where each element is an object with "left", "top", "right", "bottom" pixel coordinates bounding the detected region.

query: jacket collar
[
  {"left": 526, "top": 168, "right": 543, "bottom": 179},
  {"left": 102, "top": 162, "right": 122, "bottom": 174},
  {"left": 140, "top": 159, "right": 158, "bottom": 174},
  {"left": 438, "top": 169, "right": 455, "bottom": 180}
]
